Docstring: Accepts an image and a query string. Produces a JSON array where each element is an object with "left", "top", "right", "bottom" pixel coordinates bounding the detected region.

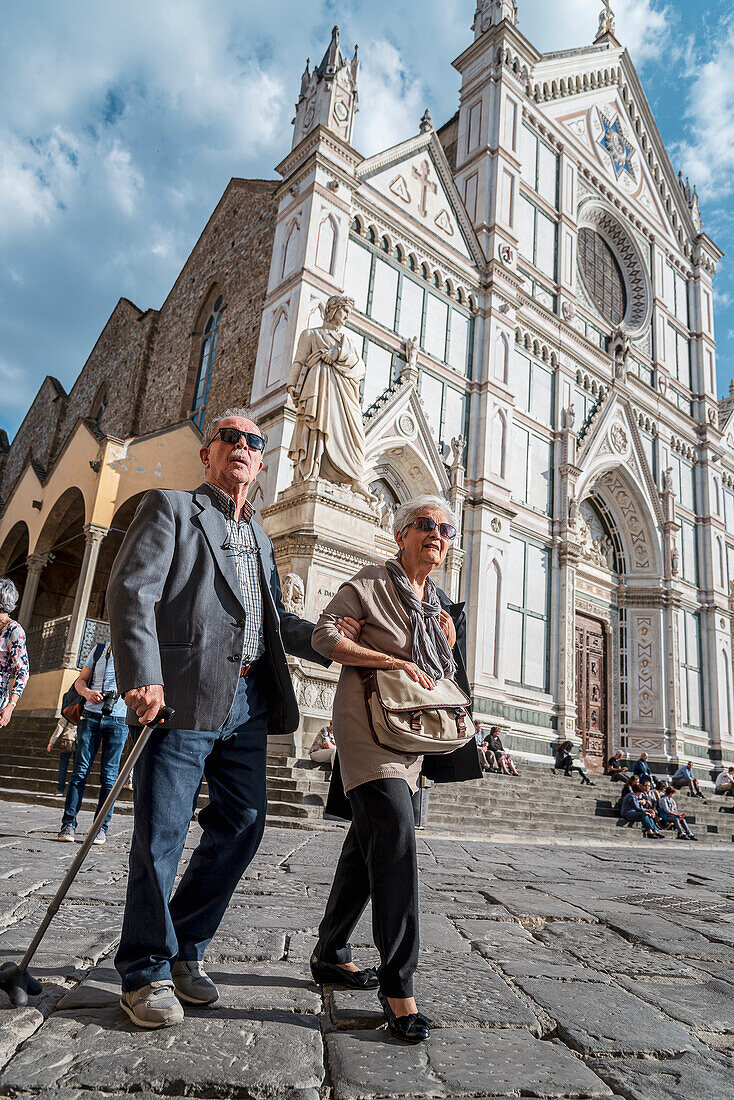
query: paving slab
[
  {"left": 0, "top": 1006, "right": 43, "bottom": 1071},
  {"left": 205, "top": 912, "right": 288, "bottom": 961},
  {"left": 619, "top": 976, "right": 734, "bottom": 1032},
  {"left": 589, "top": 1051, "right": 734, "bottom": 1100},
  {"left": 537, "top": 921, "right": 698, "bottom": 977},
  {"left": 0, "top": 1006, "right": 324, "bottom": 1096},
  {"left": 326, "top": 1028, "right": 613, "bottom": 1099},
  {"left": 515, "top": 978, "right": 698, "bottom": 1055},
  {"left": 349, "top": 911, "right": 469, "bottom": 954},
  {"left": 484, "top": 887, "right": 596, "bottom": 924},
  {"left": 603, "top": 912, "right": 734, "bottom": 960},
  {"left": 59, "top": 959, "right": 323, "bottom": 1015},
  {"left": 329, "top": 954, "right": 538, "bottom": 1031}
]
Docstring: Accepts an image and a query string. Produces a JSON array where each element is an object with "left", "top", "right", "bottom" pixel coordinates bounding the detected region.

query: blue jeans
[
  {"left": 623, "top": 808, "right": 657, "bottom": 832},
  {"left": 115, "top": 670, "right": 268, "bottom": 991},
  {"left": 57, "top": 751, "right": 73, "bottom": 794},
  {"left": 61, "top": 714, "right": 128, "bottom": 831}
]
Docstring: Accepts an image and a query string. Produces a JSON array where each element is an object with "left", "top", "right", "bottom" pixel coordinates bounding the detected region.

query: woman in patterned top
[{"left": 0, "top": 578, "right": 29, "bottom": 729}]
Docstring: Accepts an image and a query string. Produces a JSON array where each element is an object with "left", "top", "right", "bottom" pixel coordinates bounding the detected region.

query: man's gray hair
[
  {"left": 203, "top": 408, "right": 265, "bottom": 445},
  {"left": 393, "top": 495, "right": 458, "bottom": 537},
  {"left": 0, "top": 578, "right": 20, "bottom": 614}
]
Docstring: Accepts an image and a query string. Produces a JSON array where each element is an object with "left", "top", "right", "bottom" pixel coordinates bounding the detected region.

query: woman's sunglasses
[
  {"left": 403, "top": 516, "right": 457, "bottom": 540},
  {"left": 207, "top": 427, "right": 266, "bottom": 451}
]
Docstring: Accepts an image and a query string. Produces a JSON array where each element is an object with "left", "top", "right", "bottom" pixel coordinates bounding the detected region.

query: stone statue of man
[{"left": 287, "top": 294, "right": 368, "bottom": 496}]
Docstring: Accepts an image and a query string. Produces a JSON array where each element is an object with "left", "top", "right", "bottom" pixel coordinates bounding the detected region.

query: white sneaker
[
  {"left": 57, "top": 825, "right": 75, "bottom": 842},
  {"left": 120, "top": 982, "right": 184, "bottom": 1029},
  {"left": 92, "top": 831, "right": 107, "bottom": 845}
]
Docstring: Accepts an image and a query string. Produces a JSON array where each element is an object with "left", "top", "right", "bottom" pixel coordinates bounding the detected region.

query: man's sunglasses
[
  {"left": 403, "top": 516, "right": 457, "bottom": 540},
  {"left": 207, "top": 427, "right": 266, "bottom": 451}
]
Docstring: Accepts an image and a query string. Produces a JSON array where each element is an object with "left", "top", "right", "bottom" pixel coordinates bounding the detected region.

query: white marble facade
[{"left": 248, "top": 3, "right": 733, "bottom": 778}]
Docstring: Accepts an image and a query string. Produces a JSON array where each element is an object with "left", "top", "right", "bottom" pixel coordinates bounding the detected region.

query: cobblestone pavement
[{"left": 0, "top": 802, "right": 732, "bottom": 1099}]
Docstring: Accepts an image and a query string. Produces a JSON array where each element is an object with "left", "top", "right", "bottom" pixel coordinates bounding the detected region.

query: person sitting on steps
[
  {"left": 620, "top": 780, "right": 665, "bottom": 839},
  {"left": 606, "top": 751, "right": 629, "bottom": 782},
  {"left": 658, "top": 786, "right": 697, "bottom": 840},
  {"left": 554, "top": 741, "right": 594, "bottom": 785}
]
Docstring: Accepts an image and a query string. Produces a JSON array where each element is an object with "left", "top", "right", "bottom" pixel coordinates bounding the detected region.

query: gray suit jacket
[{"left": 106, "top": 483, "right": 328, "bottom": 732}]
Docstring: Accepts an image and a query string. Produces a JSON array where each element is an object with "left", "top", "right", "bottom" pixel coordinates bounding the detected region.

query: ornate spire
[
  {"left": 291, "top": 25, "right": 359, "bottom": 149},
  {"left": 472, "top": 0, "right": 518, "bottom": 40},
  {"left": 594, "top": 1, "right": 619, "bottom": 45},
  {"left": 419, "top": 108, "right": 433, "bottom": 134}
]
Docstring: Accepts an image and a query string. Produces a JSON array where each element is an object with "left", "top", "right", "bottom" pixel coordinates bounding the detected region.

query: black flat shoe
[
  {"left": 377, "top": 990, "right": 430, "bottom": 1044},
  {"left": 310, "top": 956, "right": 379, "bottom": 989}
]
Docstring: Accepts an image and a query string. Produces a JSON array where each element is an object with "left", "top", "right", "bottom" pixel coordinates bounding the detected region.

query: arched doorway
[
  {"left": 0, "top": 521, "right": 29, "bottom": 610},
  {"left": 26, "top": 488, "right": 86, "bottom": 671}
]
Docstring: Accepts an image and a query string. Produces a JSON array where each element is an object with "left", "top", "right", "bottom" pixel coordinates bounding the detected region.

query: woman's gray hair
[
  {"left": 393, "top": 495, "right": 458, "bottom": 538},
  {"left": 0, "top": 578, "right": 20, "bottom": 614}
]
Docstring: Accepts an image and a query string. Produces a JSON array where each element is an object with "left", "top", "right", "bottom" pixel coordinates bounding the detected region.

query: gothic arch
[
  {"left": 491, "top": 409, "right": 506, "bottom": 478},
  {"left": 266, "top": 307, "right": 289, "bottom": 388},
  {"left": 315, "top": 214, "right": 337, "bottom": 274},
  {"left": 282, "top": 218, "right": 300, "bottom": 278},
  {"left": 578, "top": 463, "right": 662, "bottom": 575},
  {"left": 494, "top": 333, "right": 509, "bottom": 383}
]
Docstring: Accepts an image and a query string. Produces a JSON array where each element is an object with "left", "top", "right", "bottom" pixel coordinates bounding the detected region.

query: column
[
  {"left": 62, "top": 524, "right": 108, "bottom": 669},
  {"left": 16, "top": 552, "right": 52, "bottom": 631}
]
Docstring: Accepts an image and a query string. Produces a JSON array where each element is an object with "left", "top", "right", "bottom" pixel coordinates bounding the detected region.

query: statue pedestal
[{"left": 261, "top": 478, "right": 381, "bottom": 756}]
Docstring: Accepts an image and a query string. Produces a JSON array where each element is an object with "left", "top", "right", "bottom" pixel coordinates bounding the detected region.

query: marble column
[
  {"left": 62, "top": 524, "right": 108, "bottom": 669},
  {"left": 16, "top": 552, "right": 52, "bottom": 631}
]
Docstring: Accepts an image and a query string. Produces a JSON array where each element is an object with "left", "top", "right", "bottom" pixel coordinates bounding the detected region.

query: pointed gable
[
  {"left": 364, "top": 375, "right": 451, "bottom": 496},
  {"left": 358, "top": 131, "right": 483, "bottom": 267},
  {"left": 536, "top": 50, "right": 698, "bottom": 248}
]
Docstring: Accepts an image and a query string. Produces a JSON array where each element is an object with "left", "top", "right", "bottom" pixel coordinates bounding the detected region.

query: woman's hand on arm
[
  {"left": 438, "top": 609, "right": 456, "bottom": 649},
  {"left": 329, "top": 637, "right": 435, "bottom": 690}
]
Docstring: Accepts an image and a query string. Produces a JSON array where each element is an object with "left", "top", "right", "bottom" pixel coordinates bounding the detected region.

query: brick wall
[{"left": 0, "top": 176, "right": 278, "bottom": 509}]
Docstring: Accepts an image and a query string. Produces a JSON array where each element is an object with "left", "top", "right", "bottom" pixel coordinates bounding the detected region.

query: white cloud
[
  {"left": 105, "top": 142, "right": 144, "bottom": 216},
  {"left": 671, "top": 23, "right": 734, "bottom": 203},
  {"left": 355, "top": 40, "right": 426, "bottom": 156},
  {"left": 517, "top": 0, "right": 672, "bottom": 61}
]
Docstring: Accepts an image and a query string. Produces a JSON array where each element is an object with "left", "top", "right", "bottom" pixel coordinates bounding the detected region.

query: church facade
[{"left": 1, "top": 1, "right": 732, "bottom": 779}]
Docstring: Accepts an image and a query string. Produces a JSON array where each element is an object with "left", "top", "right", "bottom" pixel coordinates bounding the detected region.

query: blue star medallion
[{"left": 598, "top": 112, "right": 636, "bottom": 181}]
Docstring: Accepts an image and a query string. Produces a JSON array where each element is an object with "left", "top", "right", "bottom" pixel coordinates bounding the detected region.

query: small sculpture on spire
[
  {"left": 299, "top": 59, "right": 311, "bottom": 101},
  {"left": 595, "top": 0, "right": 618, "bottom": 44},
  {"left": 419, "top": 108, "right": 433, "bottom": 134}
]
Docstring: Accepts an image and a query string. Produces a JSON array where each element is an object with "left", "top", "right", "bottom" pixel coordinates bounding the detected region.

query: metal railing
[{"left": 25, "top": 616, "right": 111, "bottom": 674}]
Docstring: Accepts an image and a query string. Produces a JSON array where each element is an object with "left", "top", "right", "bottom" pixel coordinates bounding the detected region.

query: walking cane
[{"left": 0, "top": 706, "right": 174, "bottom": 1006}]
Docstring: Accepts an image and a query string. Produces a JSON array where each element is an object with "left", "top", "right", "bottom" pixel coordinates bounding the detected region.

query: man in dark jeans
[{"left": 56, "top": 643, "right": 128, "bottom": 845}]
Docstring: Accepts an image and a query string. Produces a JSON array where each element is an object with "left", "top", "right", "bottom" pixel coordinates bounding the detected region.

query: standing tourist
[
  {"left": 310, "top": 495, "right": 469, "bottom": 1044},
  {"left": 0, "top": 579, "right": 29, "bottom": 729},
  {"left": 107, "top": 409, "right": 359, "bottom": 1029},
  {"left": 56, "top": 643, "right": 128, "bottom": 845}
]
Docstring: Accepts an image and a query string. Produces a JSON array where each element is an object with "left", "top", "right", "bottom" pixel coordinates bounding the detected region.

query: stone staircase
[{"left": 2, "top": 717, "right": 733, "bottom": 842}]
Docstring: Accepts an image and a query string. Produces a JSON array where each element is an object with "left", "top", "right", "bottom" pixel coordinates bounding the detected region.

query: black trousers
[{"left": 315, "top": 777, "right": 418, "bottom": 998}]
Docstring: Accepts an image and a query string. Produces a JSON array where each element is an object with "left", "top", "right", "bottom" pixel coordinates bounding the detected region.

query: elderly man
[
  {"left": 107, "top": 408, "right": 359, "bottom": 1028},
  {"left": 672, "top": 760, "right": 706, "bottom": 800}
]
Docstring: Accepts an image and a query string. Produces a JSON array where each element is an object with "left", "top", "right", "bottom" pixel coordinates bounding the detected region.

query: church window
[
  {"left": 361, "top": 340, "right": 394, "bottom": 409},
  {"left": 639, "top": 428, "right": 656, "bottom": 479},
  {"left": 667, "top": 323, "right": 691, "bottom": 388},
  {"left": 717, "top": 537, "right": 725, "bottom": 588},
  {"left": 370, "top": 258, "right": 399, "bottom": 329},
  {"left": 670, "top": 453, "right": 696, "bottom": 513},
  {"left": 512, "top": 351, "right": 554, "bottom": 427},
  {"left": 578, "top": 228, "right": 626, "bottom": 326},
  {"left": 91, "top": 385, "right": 108, "bottom": 424},
  {"left": 191, "top": 294, "right": 223, "bottom": 430},
  {"left": 725, "top": 492, "right": 734, "bottom": 536},
  {"left": 419, "top": 373, "right": 466, "bottom": 449},
  {"left": 420, "top": 372, "right": 443, "bottom": 442},
  {"left": 510, "top": 424, "right": 552, "bottom": 515},
  {"left": 680, "top": 519, "right": 698, "bottom": 586},
  {"left": 315, "top": 215, "right": 337, "bottom": 274},
  {"left": 464, "top": 173, "right": 478, "bottom": 221},
  {"left": 679, "top": 609, "right": 703, "bottom": 728},
  {"left": 521, "top": 125, "right": 558, "bottom": 208},
  {"left": 345, "top": 238, "right": 372, "bottom": 313},
  {"left": 667, "top": 263, "right": 689, "bottom": 327},
  {"left": 448, "top": 310, "right": 470, "bottom": 375},
  {"left": 397, "top": 276, "right": 424, "bottom": 340},
  {"left": 519, "top": 196, "right": 557, "bottom": 280},
  {"left": 506, "top": 535, "right": 550, "bottom": 691},
  {"left": 467, "top": 101, "right": 482, "bottom": 152},
  {"left": 494, "top": 334, "right": 510, "bottom": 383},
  {"left": 424, "top": 294, "right": 449, "bottom": 361}
]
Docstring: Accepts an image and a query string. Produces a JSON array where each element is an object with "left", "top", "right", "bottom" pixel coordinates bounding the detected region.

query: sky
[{"left": 1, "top": 0, "right": 734, "bottom": 442}]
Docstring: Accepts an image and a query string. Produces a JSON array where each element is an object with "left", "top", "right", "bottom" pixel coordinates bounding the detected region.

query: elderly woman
[
  {"left": 309, "top": 494, "right": 466, "bottom": 1044},
  {"left": 0, "top": 579, "right": 29, "bottom": 729}
]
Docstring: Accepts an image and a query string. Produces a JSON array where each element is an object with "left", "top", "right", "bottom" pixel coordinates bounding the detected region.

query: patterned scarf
[{"left": 384, "top": 557, "right": 456, "bottom": 682}]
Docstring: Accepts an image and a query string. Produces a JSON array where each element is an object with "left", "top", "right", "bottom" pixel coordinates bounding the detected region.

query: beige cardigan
[{"left": 311, "top": 563, "right": 423, "bottom": 795}]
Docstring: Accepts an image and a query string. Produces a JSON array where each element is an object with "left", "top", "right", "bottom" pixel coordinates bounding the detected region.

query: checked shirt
[{"left": 208, "top": 483, "right": 264, "bottom": 663}]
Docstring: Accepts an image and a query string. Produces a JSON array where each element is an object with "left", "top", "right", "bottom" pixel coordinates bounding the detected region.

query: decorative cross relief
[{"left": 412, "top": 160, "right": 437, "bottom": 217}]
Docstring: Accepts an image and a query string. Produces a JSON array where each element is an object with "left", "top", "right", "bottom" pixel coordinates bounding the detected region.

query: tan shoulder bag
[{"left": 361, "top": 668, "right": 475, "bottom": 755}]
